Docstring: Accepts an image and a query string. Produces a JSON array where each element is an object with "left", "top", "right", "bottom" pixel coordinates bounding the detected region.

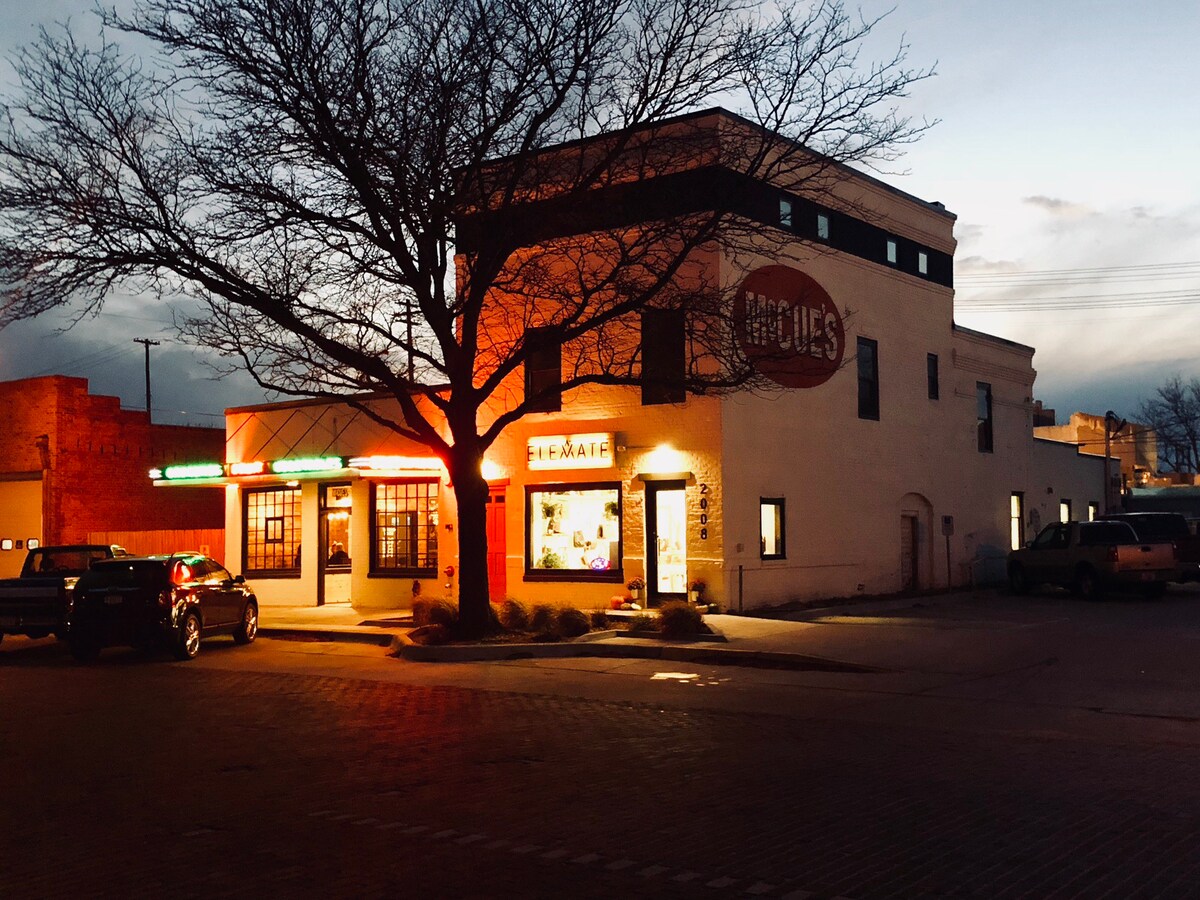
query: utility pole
[
  {"left": 134, "top": 339, "right": 160, "bottom": 423},
  {"left": 1103, "top": 410, "right": 1127, "bottom": 514}
]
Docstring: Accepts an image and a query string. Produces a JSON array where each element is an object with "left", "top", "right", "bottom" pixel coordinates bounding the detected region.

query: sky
[{"left": 0, "top": 0, "right": 1197, "bottom": 426}]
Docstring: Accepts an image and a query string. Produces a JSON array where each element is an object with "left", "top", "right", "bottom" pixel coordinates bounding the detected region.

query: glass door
[{"left": 646, "top": 481, "right": 687, "bottom": 601}]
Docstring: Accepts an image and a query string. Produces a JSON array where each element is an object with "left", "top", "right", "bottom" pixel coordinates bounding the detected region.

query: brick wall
[{"left": 0, "top": 376, "right": 225, "bottom": 545}]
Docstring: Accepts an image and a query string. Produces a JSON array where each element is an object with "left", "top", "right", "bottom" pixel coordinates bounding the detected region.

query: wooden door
[{"left": 486, "top": 489, "right": 507, "bottom": 601}]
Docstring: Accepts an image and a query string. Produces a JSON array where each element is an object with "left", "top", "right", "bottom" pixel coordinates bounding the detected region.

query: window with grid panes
[
  {"left": 244, "top": 487, "right": 301, "bottom": 573},
  {"left": 372, "top": 481, "right": 439, "bottom": 574}
]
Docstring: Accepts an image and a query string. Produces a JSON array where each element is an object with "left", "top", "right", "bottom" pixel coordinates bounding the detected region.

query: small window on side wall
[
  {"left": 918, "top": 251, "right": 929, "bottom": 275},
  {"left": 886, "top": 239, "right": 898, "bottom": 265},
  {"left": 760, "top": 498, "right": 785, "bottom": 559},
  {"left": 927, "top": 353, "right": 939, "bottom": 400},
  {"left": 1087, "top": 501, "right": 1099, "bottom": 522},
  {"left": 816, "top": 213, "right": 830, "bottom": 241}
]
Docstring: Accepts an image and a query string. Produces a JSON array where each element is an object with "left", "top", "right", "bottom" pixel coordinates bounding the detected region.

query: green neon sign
[
  {"left": 161, "top": 463, "right": 225, "bottom": 480},
  {"left": 270, "top": 456, "right": 344, "bottom": 475}
]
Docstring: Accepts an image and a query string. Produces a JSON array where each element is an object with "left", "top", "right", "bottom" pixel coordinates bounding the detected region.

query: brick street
[{"left": 5, "top": 591, "right": 1200, "bottom": 898}]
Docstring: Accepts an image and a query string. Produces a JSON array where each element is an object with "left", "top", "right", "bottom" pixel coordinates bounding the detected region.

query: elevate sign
[{"left": 526, "top": 433, "right": 614, "bottom": 471}]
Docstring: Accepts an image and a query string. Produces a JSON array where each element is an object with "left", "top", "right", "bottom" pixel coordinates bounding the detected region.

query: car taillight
[{"left": 1106, "top": 546, "right": 1119, "bottom": 563}]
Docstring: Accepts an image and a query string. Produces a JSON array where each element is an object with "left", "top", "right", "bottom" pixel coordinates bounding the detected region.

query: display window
[
  {"left": 322, "top": 483, "right": 353, "bottom": 569},
  {"left": 526, "top": 483, "right": 622, "bottom": 581},
  {"left": 371, "top": 480, "right": 438, "bottom": 575},
  {"left": 244, "top": 486, "right": 301, "bottom": 575}
]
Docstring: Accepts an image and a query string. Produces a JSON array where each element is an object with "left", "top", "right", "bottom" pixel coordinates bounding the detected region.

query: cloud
[{"left": 1023, "top": 195, "right": 1094, "bottom": 217}]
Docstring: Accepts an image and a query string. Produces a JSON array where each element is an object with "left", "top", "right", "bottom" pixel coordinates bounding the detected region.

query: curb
[
  {"left": 259, "top": 626, "right": 399, "bottom": 647},
  {"left": 392, "top": 636, "right": 882, "bottom": 672}
]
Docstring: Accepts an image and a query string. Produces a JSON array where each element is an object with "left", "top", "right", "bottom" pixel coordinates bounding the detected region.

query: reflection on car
[{"left": 69, "top": 553, "right": 258, "bottom": 661}]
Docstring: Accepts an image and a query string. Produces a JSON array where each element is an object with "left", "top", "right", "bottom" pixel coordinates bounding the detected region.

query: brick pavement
[{"left": 3, "top": 653, "right": 1200, "bottom": 898}]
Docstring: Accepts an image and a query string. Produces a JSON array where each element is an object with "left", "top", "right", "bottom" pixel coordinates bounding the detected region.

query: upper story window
[
  {"left": 525, "top": 327, "right": 562, "bottom": 413},
  {"left": 641, "top": 308, "right": 686, "bottom": 406},
  {"left": 927, "top": 353, "right": 939, "bottom": 400},
  {"left": 858, "top": 337, "right": 880, "bottom": 421},
  {"left": 977, "top": 382, "right": 994, "bottom": 453},
  {"left": 886, "top": 239, "right": 898, "bottom": 265},
  {"left": 918, "top": 251, "right": 929, "bottom": 275},
  {"left": 779, "top": 198, "right": 793, "bottom": 228},
  {"left": 816, "top": 213, "right": 830, "bottom": 241}
]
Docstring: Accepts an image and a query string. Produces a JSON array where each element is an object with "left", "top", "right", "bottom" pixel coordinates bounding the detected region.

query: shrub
[
  {"left": 496, "top": 599, "right": 530, "bottom": 632},
  {"left": 628, "top": 614, "right": 658, "bottom": 634},
  {"left": 413, "top": 597, "right": 458, "bottom": 629},
  {"left": 528, "top": 603, "right": 557, "bottom": 633},
  {"left": 589, "top": 610, "right": 609, "bottom": 630},
  {"left": 557, "top": 607, "right": 590, "bottom": 638},
  {"left": 659, "top": 600, "right": 705, "bottom": 638}
]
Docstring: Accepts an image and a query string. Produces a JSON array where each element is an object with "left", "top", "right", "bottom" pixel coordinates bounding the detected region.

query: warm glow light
[
  {"left": 348, "top": 455, "right": 443, "bottom": 471},
  {"left": 229, "top": 460, "right": 266, "bottom": 476},
  {"left": 271, "top": 456, "right": 344, "bottom": 475},
  {"left": 161, "top": 462, "right": 224, "bottom": 480},
  {"left": 480, "top": 459, "right": 504, "bottom": 480},
  {"left": 327, "top": 511, "right": 350, "bottom": 521},
  {"left": 643, "top": 444, "right": 685, "bottom": 474}
]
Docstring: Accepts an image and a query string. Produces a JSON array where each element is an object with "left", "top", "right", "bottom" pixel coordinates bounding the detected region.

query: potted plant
[
  {"left": 688, "top": 578, "right": 706, "bottom": 604},
  {"left": 626, "top": 576, "right": 645, "bottom": 601}
]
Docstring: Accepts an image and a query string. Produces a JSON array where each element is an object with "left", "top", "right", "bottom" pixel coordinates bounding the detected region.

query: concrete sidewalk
[{"left": 256, "top": 590, "right": 974, "bottom": 667}]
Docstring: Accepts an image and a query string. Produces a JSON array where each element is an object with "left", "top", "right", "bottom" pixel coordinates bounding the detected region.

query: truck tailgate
[{"left": 1117, "top": 543, "right": 1175, "bottom": 571}]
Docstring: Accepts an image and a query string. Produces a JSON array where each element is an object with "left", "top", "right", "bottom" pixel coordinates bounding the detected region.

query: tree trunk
[{"left": 448, "top": 447, "right": 492, "bottom": 637}]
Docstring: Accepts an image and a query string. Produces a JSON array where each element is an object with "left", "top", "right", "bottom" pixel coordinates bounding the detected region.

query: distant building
[
  {"left": 1034, "top": 411, "right": 1157, "bottom": 499},
  {"left": 0, "top": 375, "right": 225, "bottom": 577}
]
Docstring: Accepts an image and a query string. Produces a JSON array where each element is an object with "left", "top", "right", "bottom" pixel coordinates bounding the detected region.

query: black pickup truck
[
  {"left": 1101, "top": 512, "right": 1200, "bottom": 582},
  {"left": 0, "top": 545, "right": 127, "bottom": 644}
]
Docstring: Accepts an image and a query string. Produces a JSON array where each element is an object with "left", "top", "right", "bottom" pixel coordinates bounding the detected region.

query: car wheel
[
  {"left": 25, "top": 628, "right": 50, "bottom": 640},
  {"left": 69, "top": 632, "right": 101, "bottom": 663},
  {"left": 1075, "top": 566, "right": 1102, "bottom": 601},
  {"left": 1008, "top": 564, "right": 1030, "bottom": 595},
  {"left": 173, "top": 611, "right": 202, "bottom": 661},
  {"left": 233, "top": 601, "right": 258, "bottom": 645}
]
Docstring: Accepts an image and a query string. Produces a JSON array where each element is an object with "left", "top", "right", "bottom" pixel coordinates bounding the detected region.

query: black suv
[{"left": 69, "top": 554, "right": 258, "bottom": 662}]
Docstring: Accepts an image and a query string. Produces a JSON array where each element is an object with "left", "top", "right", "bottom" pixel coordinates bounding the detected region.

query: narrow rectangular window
[
  {"left": 760, "top": 498, "right": 786, "bottom": 559},
  {"left": 1087, "top": 501, "right": 1099, "bottom": 522},
  {"left": 918, "top": 251, "right": 929, "bottom": 275},
  {"left": 641, "top": 308, "right": 686, "bottom": 406},
  {"left": 857, "top": 337, "right": 879, "bottom": 420},
  {"left": 525, "top": 327, "right": 562, "bottom": 412},
  {"left": 372, "top": 480, "right": 438, "bottom": 574},
  {"left": 244, "top": 486, "right": 301, "bottom": 573},
  {"left": 886, "top": 239, "right": 898, "bottom": 265},
  {"left": 927, "top": 353, "right": 939, "bottom": 400},
  {"left": 1060, "top": 499, "right": 1072, "bottom": 523},
  {"left": 816, "top": 213, "right": 830, "bottom": 240},
  {"left": 779, "top": 198, "right": 793, "bottom": 228},
  {"left": 1010, "top": 492, "right": 1025, "bottom": 551},
  {"left": 976, "top": 382, "right": 993, "bottom": 452}
]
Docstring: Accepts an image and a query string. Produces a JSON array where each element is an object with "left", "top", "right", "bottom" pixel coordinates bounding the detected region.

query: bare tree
[
  {"left": 0, "top": 0, "right": 933, "bottom": 634},
  {"left": 1139, "top": 376, "right": 1200, "bottom": 474}
]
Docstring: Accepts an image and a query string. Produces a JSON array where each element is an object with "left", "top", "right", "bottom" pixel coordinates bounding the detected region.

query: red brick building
[{"left": 0, "top": 375, "right": 225, "bottom": 577}]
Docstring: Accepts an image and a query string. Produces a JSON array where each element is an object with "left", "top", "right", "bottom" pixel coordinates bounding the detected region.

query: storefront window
[
  {"left": 527, "top": 484, "right": 621, "bottom": 580},
  {"left": 323, "top": 484, "right": 352, "bottom": 568},
  {"left": 372, "top": 481, "right": 438, "bottom": 574},
  {"left": 245, "top": 487, "right": 301, "bottom": 574}
]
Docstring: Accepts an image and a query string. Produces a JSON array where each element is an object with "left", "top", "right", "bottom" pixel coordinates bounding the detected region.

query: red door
[{"left": 486, "top": 489, "right": 507, "bottom": 601}]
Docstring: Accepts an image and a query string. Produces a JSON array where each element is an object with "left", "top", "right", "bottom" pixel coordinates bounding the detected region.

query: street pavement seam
[{"left": 306, "top": 806, "right": 808, "bottom": 898}]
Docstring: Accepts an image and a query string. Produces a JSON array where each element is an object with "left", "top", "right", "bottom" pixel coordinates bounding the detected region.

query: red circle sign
[{"left": 733, "top": 265, "right": 845, "bottom": 388}]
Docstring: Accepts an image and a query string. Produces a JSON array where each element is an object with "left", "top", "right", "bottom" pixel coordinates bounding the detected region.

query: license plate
[{"left": 104, "top": 594, "right": 123, "bottom": 605}]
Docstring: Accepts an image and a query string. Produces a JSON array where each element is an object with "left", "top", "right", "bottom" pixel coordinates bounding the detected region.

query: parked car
[
  {"left": 68, "top": 553, "right": 258, "bottom": 662},
  {"left": 0, "top": 544, "right": 127, "bottom": 645},
  {"left": 1101, "top": 512, "right": 1200, "bottom": 582},
  {"left": 1008, "top": 520, "right": 1177, "bottom": 599}
]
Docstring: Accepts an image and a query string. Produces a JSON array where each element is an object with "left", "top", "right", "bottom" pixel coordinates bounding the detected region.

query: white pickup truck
[{"left": 1007, "top": 520, "right": 1177, "bottom": 599}]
